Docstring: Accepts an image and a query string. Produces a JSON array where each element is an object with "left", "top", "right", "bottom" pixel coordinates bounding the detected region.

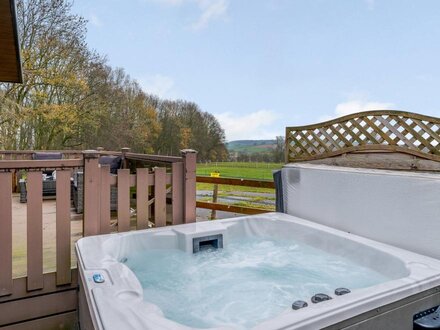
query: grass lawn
[{"left": 197, "top": 162, "right": 283, "bottom": 180}]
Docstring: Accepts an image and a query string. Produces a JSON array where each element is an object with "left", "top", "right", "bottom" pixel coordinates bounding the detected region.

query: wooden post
[
  {"left": 27, "top": 171, "right": 43, "bottom": 291},
  {"left": 121, "top": 147, "right": 131, "bottom": 169},
  {"left": 181, "top": 149, "right": 197, "bottom": 223},
  {"left": 83, "top": 150, "right": 100, "bottom": 236},
  {"left": 96, "top": 147, "right": 104, "bottom": 159},
  {"left": 99, "top": 165, "right": 111, "bottom": 234},
  {"left": 136, "top": 168, "right": 149, "bottom": 230},
  {"left": 171, "top": 162, "right": 184, "bottom": 225},
  {"left": 55, "top": 170, "right": 72, "bottom": 285},
  {"left": 117, "top": 169, "right": 131, "bottom": 232},
  {"left": 210, "top": 184, "right": 218, "bottom": 220},
  {"left": 0, "top": 172, "right": 12, "bottom": 296},
  {"left": 154, "top": 167, "right": 167, "bottom": 227}
]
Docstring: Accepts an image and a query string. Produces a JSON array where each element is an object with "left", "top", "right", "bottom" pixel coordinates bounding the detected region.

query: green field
[
  {"left": 197, "top": 162, "right": 283, "bottom": 180},
  {"left": 196, "top": 162, "right": 282, "bottom": 196}
]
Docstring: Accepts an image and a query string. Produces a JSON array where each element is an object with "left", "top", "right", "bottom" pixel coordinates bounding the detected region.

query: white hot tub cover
[{"left": 282, "top": 163, "right": 440, "bottom": 259}]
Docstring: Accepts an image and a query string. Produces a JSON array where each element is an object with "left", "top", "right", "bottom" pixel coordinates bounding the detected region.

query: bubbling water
[{"left": 125, "top": 238, "right": 389, "bottom": 329}]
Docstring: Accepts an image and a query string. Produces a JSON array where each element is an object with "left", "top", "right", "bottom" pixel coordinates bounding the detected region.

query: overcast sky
[{"left": 73, "top": 0, "right": 440, "bottom": 141}]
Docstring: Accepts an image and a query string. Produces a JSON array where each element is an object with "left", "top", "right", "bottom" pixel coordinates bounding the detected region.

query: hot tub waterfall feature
[
  {"left": 76, "top": 213, "right": 440, "bottom": 330},
  {"left": 192, "top": 234, "right": 223, "bottom": 253}
]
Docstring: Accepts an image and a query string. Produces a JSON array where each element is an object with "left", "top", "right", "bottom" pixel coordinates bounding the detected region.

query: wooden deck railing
[
  {"left": 196, "top": 176, "right": 275, "bottom": 217},
  {"left": 0, "top": 157, "right": 81, "bottom": 328},
  {"left": 0, "top": 148, "right": 196, "bottom": 328},
  {"left": 0, "top": 150, "right": 83, "bottom": 160}
]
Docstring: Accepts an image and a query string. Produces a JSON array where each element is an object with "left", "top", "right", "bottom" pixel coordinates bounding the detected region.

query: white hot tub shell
[
  {"left": 77, "top": 212, "right": 440, "bottom": 330},
  {"left": 77, "top": 164, "right": 440, "bottom": 329}
]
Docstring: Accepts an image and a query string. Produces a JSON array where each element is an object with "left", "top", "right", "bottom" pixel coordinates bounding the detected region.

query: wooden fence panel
[
  {"left": 0, "top": 172, "right": 13, "bottom": 296},
  {"left": 99, "top": 166, "right": 111, "bottom": 234},
  {"left": 172, "top": 162, "right": 183, "bottom": 225},
  {"left": 55, "top": 170, "right": 71, "bottom": 286},
  {"left": 136, "top": 168, "right": 149, "bottom": 230},
  {"left": 0, "top": 148, "right": 197, "bottom": 327},
  {"left": 154, "top": 167, "right": 166, "bottom": 227},
  {"left": 2, "top": 311, "right": 77, "bottom": 330},
  {"left": 0, "top": 271, "right": 78, "bottom": 304},
  {"left": 0, "top": 289, "right": 77, "bottom": 326},
  {"left": 26, "top": 172, "right": 43, "bottom": 291},
  {"left": 286, "top": 110, "right": 440, "bottom": 163},
  {"left": 117, "top": 169, "right": 131, "bottom": 232},
  {"left": 195, "top": 176, "right": 275, "bottom": 217}
]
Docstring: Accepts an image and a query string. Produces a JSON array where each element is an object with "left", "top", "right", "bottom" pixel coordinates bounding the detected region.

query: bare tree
[{"left": 272, "top": 136, "right": 285, "bottom": 162}]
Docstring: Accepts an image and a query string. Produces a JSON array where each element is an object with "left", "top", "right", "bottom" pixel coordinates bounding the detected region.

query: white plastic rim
[{"left": 76, "top": 212, "right": 440, "bottom": 330}]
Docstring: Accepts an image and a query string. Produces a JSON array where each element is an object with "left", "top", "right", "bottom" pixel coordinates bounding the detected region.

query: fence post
[
  {"left": 181, "top": 149, "right": 197, "bottom": 223},
  {"left": 121, "top": 147, "right": 131, "bottom": 169},
  {"left": 0, "top": 172, "right": 13, "bottom": 296},
  {"left": 211, "top": 184, "right": 218, "bottom": 220},
  {"left": 83, "top": 150, "right": 100, "bottom": 236}
]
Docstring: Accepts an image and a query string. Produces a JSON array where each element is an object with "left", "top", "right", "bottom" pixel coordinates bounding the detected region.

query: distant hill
[{"left": 226, "top": 140, "right": 276, "bottom": 154}]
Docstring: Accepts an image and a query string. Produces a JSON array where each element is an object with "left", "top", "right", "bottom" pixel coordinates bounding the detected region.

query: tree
[
  {"left": 1, "top": 0, "right": 99, "bottom": 149},
  {"left": 0, "top": 0, "right": 228, "bottom": 162},
  {"left": 82, "top": 65, "right": 160, "bottom": 153},
  {"left": 154, "top": 100, "right": 228, "bottom": 161},
  {"left": 272, "top": 136, "right": 285, "bottom": 162}
]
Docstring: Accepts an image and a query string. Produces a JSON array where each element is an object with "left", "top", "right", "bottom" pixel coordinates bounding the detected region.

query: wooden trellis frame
[{"left": 286, "top": 110, "right": 440, "bottom": 164}]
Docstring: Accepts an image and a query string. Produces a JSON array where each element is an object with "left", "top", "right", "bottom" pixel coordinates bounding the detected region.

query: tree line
[
  {"left": 0, "top": 0, "right": 228, "bottom": 162},
  {"left": 229, "top": 136, "right": 285, "bottom": 163}
]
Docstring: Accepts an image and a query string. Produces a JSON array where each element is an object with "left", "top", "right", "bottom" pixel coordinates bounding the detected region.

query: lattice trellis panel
[{"left": 286, "top": 111, "right": 440, "bottom": 162}]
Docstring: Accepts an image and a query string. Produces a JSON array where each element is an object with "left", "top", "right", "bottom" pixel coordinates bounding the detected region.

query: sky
[{"left": 72, "top": 0, "right": 440, "bottom": 141}]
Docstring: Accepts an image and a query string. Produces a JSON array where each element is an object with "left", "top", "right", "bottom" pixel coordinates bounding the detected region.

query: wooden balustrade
[
  {"left": 0, "top": 150, "right": 83, "bottom": 160},
  {"left": 0, "top": 148, "right": 197, "bottom": 328},
  {"left": 0, "top": 159, "right": 81, "bottom": 299}
]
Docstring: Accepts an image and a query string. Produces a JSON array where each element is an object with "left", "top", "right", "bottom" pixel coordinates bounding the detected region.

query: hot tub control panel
[
  {"left": 83, "top": 270, "right": 112, "bottom": 289},
  {"left": 93, "top": 273, "right": 105, "bottom": 283},
  {"left": 414, "top": 306, "right": 440, "bottom": 329}
]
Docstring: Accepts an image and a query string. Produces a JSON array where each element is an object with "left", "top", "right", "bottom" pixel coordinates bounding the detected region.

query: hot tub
[{"left": 76, "top": 212, "right": 440, "bottom": 330}]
